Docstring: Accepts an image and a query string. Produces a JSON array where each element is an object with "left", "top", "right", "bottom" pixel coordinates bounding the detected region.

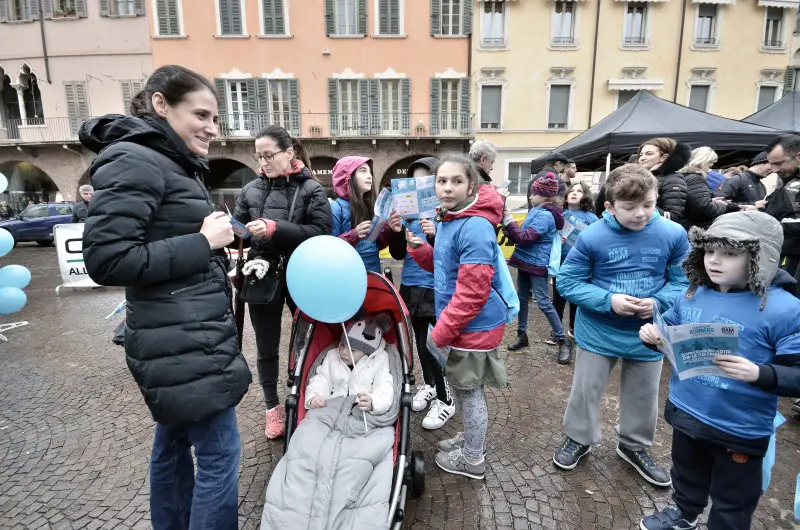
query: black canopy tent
[
  {"left": 530, "top": 91, "right": 782, "bottom": 174},
  {"left": 744, "top": 90, "right": 800, "bottom": 132}
]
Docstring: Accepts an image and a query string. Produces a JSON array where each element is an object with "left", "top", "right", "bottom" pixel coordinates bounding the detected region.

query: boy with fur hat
[
  {"left": 305, "top": 316, "right": 394, "bottom": 415},
  {"left": 639, "top": 211, "right": 800, "bottom": 530}
]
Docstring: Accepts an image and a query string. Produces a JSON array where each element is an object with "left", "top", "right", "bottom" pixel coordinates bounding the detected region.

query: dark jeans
[
  {"left": 249, "top": 296, "right": 296, "bottom": 409},
  {"left": 411, "top": 315, "right": 451, "bottom": 404},
  {"left": 552, "top": 276, "right": 576, "bottom": 331},
  {"left": 671, "top": 428, "right": 762, "bottom": 530},
  {"left": 517, "top": 271, "right": 565, "bottom": 339},
  {"left": 150, "top": 407, "right": 241, "bottom": 530}
]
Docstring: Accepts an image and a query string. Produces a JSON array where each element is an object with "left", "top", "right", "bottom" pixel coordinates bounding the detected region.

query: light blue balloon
[
  {"left": 0, "top": 172, "right": 7, "bottom": 194},
  {"left": 0, "top": 228, "right": 13, "bottom": 257},
  {"left": 286, "top": 236, "right": 367, "bottom": 323},
  {"left": 0, "top": 265, "right": 30, "bottom": 289},
  {"left": 0, "top": 287, "right": 26, "bottom": 316}
]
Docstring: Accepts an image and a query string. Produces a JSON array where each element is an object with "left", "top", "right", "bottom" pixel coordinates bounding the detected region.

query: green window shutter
[
  {"left": 76, "top": 0, "right": 87, "bottom": 18},
  {"left": 220, "top": 0, "right": 231, "bottom": 34},
  {"left": 246, "top": 79, "right": 258, "bottom": 132},
  {"left": 357, "top": 0, "right": 367, "bottom": 35},
  {"left": 214, "top": 78, "right": 228, "bottom": 135},
  {"left": 324, "top": 0, "right": 334, "bottom": 36},
  {"left": 329, "top": 78, "right": 339, "bottom": 135},
  {"left": 43, "top": 0, "right": 53, "bottom": 19},
  {"left": 430, "top": 78, "right": 440, "bottom": 135},
  {"left": 156, "top": 0, "right": 169, "bottom": 35},
  {"left": 231, "top": 0, "right": 242, "bottom": 34},
  {"left": 99, "top": 0, "right": 109, "bottom": 16},
  {"left": 134, "top": 0, "right": 145, "bottom": 16},
  {"left": 254, "top": 78, "right": 269, "bottom": 133},
  {"left": 390, "top": 0, "right": 399, "bottom": 34},
  {"left": 121, "top": 81, "right": 133, "bottom": 114},
  {"left": 785, "top": 67, "right": 795, "bottom": 96},
  {"left": 379, "top": 0, "right": 389, "bottom": 34},
  {"left": 30, "top": 0, "right": 40, "bottom": 20},
  {"left": 66, "top": 82, "right": 90, "bottom": 135},
  {"left": 0, "top": 1, "right": 8, "bottom": 23},
  {"left": 430, "top": 0, "right": 440, "bottom": 36},
  {"left": 359, "top": 80, "right": 370, "bottom": 135},
  {"left": 289, "top": 79, "right": 300, "bottom": 136},
  {"left": 462, "top": 0, "right": 472, "bottom": 36},
  {"left": 400, "top": 78, "right": 410, "bottom": 134},
  {"left": 459, "top": 77, "right": 471, "bottom": 134},
  {"left": 369, "top": 79, "right": 380, "bottom": 134},
  {"left": 167, "top": 0, "right": 179, "bottom": 34},
  {"left": 274, "top": 0, "right": 285, "bottom": 33}
]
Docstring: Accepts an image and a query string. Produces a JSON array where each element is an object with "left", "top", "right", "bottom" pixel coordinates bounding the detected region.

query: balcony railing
[
  {"left": 0, "top": 112, "right": 475, "bottom": 145},
  {"left": 623, "top": 36, "right": 647, "bottom": 45},
  {"left": 552, "top": 36, "right": 575, "bottom": 45},
  {"left": 763, "top": 39, "right": 784, "bottom": 48},
  {"left": 694, "top": 36, "right": 717, "bottom": 45}
]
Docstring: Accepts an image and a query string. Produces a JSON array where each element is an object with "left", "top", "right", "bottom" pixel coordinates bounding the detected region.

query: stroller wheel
[{"left": 410, "top": 450, "right": 425, "bottom": 498}]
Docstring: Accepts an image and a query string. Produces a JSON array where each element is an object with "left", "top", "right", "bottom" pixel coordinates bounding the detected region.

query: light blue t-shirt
[
  {"left": 663, "top": 285, "right": 800, "bottom": 439},
  {"left": 400, "top": 219, "right": 434, "bottom": 289}
]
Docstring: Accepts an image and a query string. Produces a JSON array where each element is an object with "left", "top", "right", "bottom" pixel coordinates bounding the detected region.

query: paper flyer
[
  {"left": 653, "top": 304, "right": 740, "bottom": 381},
  {"left": 560, "top": 212, "right": 589, "bottom": 246},
  {"left": 391, "top": 175, "right": 439, "bottom": 219},
  {"left": 365, "top": 189, "right": 393, "bottom": 241}
]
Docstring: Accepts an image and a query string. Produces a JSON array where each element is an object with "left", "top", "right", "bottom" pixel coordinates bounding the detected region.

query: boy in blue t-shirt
[
  {"left": 553, "top": 164, "right": 690, "bottom": 488},
  {"left": 639, "top": 211, "right": 800, "bottom": 530}
]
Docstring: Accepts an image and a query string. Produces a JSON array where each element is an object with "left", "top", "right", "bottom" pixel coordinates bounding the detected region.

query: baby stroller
[{"left": 283, "top": 271, "right": 425, "bottom": 528}]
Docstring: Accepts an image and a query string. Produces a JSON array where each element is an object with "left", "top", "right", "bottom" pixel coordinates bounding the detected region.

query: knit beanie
[
  {"left": 531, "top": 172, "right": 560, "bottom": 198},
  {"left": 343, "top": 317, "right": 385, "bottom": 357},
  {"left": 751, "top": 151, "right": 768, "bottom": 166},
  {"left": 705, "top": 170, "right": 725, "bottom": 192}
]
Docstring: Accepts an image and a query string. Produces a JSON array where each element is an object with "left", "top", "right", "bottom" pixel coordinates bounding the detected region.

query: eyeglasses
[{"left": 252, "top": 149, "right": 287, "bottom": 163}]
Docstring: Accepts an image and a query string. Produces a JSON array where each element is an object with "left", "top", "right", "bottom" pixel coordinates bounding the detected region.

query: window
[
  {"left": 120, "top": 80, "right": 143, "bottom": 114},
  {"left": 508, "top": 162, "right": 531, "bottom": 196},
  {"left": 55, "top": 205, "right": 73, "bottom": 215},
  {"left": 55, "top": 0, "right": 76, "bottom": 16},
  {"left": 218, "top": 0, "right": 243, "bottom": 35},
  {"left": 552, "top": 1, "right": 575, "bottom": 45},
  {"left": 379, "top": 80, "right": 401, "bottom": 133},
  {"left": 338, "top": 80, "right": 360, "bottom": 131},
  {"left": 225, "top": 81, "right": 251, "bottom": 135},
  {"left": 335, "top": 0, "right": 359, "bottom": 35},
  {"left": 440, "top": 79, "right": 461, "bottom": 132},
  {"left": 764, "top": 7, "right": 784, "bottom": 48},
  {"left": 114, "top": 0, "right": 135, "bottom": 15},
  {"left": 481, "top": 1, "right": 505, "bottom": 47},
  {"left": 757, "top": 86, "right": 778, "bottom": 111},
  {"left": 377, "top": 0, "right": 400, "bottom": 35},
  {"left": 261, "top": 0, "right": 287, "bottom": 35},
  {"left": 616, "top": 90, "right": 637, "bottom": 109},
  {"left": 688, "top": 85, "right": 710, "bottom": 111},
  {"left": 695, "top": 4, "right": 717, "bottom": 45},
  {"left": 480, "top": 85, "right": 501, "bottom": 130},
  {"left": 65, "top": 81, "right": 90, "bottom": 135},
  {"left": 154, "top": 0, "right": 181, "bottom": 36},
  {"left": 101, "top": 0, "right": 144, "bottom": 17},
  {"left": 267, "top": 80, "right": 291, "bottom": 129},
  {"left": 623, "top": 2, "right": 648, "bottom": 45},
  {"left": 548, "top": 85, "right": 570, "bottom": 129},
  {"left": 430, "top": 76, "right": 470, "bottom": 135},
  {"left": 8, "top": 0, "right": 33, "bottom": 21},
  {"left": 21, "top": 205, "right": 48, "bottom": 219},
  {"left": 441, "top": 0, "right": 462, "bottom": 36}
]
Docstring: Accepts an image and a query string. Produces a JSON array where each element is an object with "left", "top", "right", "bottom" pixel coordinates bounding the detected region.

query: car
[{"left": 0, "top": 202, "right": 74, "bottom": 246}]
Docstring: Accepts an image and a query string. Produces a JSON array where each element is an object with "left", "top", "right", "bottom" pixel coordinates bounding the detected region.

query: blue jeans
[
  {"left": 150, "top": 407, "right": 241, "bottom": 530},
  {"left": 517, "top": 272, "right": 565, "bottom": 339}
]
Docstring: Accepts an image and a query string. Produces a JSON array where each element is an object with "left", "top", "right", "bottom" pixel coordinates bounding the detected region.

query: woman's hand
[
  {"left": 387, "top": 210, "right": 403, "bottom": 233},
  {"left": 200, "top": 212, "right": 235, "bottom": 250},
  {"left": 406, "top": 229, "right": 424, "bottom": 249},
  {"left": 309, "top": 396, "right": 327, "bottom": 409},
  {"left": 634, "top": 298, "right": 655, "bottom": 319},
  {"left": 713, "top": 355, "right": 759, "bottom": 382},
  {"left": 639, "top": 323, "right": 663, "bottom": 347},
  {"left": 357, "top": 392, "right": 373, "bottom": 412},
  {"left": 419, "top": 218, "right": 436, "bottom": 237},
  {"left": 611, "top": 294, "right": 640, "bottom": 316},
  {"left": 356, "top": 220, "right": 372, "bottom": 239},
  {"left": 246, "top": 219, "right": 268, "bottom": 238}
]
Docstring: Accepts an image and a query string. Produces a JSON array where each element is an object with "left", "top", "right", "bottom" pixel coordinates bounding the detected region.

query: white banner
[{"left": 54, "top": 223, "right": 99, "bottom": 289}]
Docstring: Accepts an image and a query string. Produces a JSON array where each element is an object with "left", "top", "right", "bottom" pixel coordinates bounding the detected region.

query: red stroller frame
[{"left": 283, "top": 271, "right": 425, "bottom": 527}]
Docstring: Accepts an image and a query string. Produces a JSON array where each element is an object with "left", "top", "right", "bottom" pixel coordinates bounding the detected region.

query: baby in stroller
[{"left": 306, "top": 316, "right": 394, "bottom": 415}]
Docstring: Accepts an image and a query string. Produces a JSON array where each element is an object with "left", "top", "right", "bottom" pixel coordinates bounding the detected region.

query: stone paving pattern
[{"left": 1, "top": 246, "right": 798, "bottom": 529}]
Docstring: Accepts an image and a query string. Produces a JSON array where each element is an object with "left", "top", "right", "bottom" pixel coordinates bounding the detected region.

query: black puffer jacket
[
  {"left": 233, "top": 169, "right": 331, "bottom": 261},
  {"left": 652, "top": 143, "right": 691, "bottom": 224},
  {"left": 79, "top": 114, "right": 252, "bottom": 427},
  {"left": 718, "top": 170, "right": 767, "bottom": 205},
  {"left": 680, "top": 170, "right": 738, "bottom": 230},
  {"left": 71, "top": 200, "right": 89, "bottom": 223},
  {"left": 765, "top": 172, "right": 800, "bottom": 256}
]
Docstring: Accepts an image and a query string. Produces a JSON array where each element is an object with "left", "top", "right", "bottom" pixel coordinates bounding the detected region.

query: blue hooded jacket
[{"left": 556, "top": 210, "right": 690, "bottom": 360}]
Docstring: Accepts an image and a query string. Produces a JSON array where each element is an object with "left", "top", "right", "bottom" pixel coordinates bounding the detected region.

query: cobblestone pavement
[{"left": 1, "top": 245, "right": 798, "bottom": 530}]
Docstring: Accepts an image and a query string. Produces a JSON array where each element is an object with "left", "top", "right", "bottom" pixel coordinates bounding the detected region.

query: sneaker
[
  {"left": 553, "top": 437, "right": 591, "bottom": 470},
  {"left": 640, "top": 507, "right": 697, "bottom": 530},
  {"left": 437, "top": 431, "right": 465, "bottom": 453},
  {"left": 793, "top": 399, "right": 800, "bottom": 414},
  {"left": 422, "top": 399, "right": 455, "bottom": 429},
  {"left": 434, "top": 448, "right": 485, "bottom": 480},
  {"left": 265, "top": 405, "right": 285, "bottom": 439},
  {"left": 508, "top": 331, "right": 529, "bottom": 351},
  {"left": 567, "top": 329, "right": 574, "bottom": 339},
  {"left": 544, "top": 332, "right": 557, "bottom": 345},
  {"left": 617, "top": 446, "right": 672, "bottom": 487},
  {"left": 412, "top": 385, "right": 436, "bottom": 412}
]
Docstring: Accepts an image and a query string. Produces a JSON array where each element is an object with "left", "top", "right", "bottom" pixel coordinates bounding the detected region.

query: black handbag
[{"left": 239, "top": 182, "right": 302, "bottom": 305}]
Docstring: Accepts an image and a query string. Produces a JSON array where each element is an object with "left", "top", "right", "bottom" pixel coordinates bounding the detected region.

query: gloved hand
[
  {"left": 242, "top": 259, "right": 270, "bottom": 279},
  {"left": 502, "top": 208, "right": 514, "bottom": 227}
]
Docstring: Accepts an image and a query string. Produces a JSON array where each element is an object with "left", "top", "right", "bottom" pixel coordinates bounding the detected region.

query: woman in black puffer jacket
[
  {"left": 80, "top": 65, "right": 251, "bottom": 529},
  {"left": 638, "top": 138, "right": 691, "bottom": 224},
  {"left": 233, "top": 124, "right": 331, "bottom": 439},
  {"left": 679, "top": 146, "right": 739, "bottom": 230}
]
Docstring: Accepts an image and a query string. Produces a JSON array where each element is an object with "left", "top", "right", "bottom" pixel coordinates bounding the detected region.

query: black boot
[
  {"left": 508, "top": 330, "right": 529, "bottom": 351},
  {"left": 557, "top": 338, "right": 573, "bottom": 364}
]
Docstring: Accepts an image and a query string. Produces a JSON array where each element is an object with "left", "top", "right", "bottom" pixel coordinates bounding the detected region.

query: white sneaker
[
  {"left": 411, "top": 385, "right": 436, "bottom": 412},
  {"left": 422, "top": 399, "right": 456, "bottom": 430}
]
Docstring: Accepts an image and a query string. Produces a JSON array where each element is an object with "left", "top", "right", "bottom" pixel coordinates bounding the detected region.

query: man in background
[{"left": 72, "top": 185, "right": 93, "bottom": 223}]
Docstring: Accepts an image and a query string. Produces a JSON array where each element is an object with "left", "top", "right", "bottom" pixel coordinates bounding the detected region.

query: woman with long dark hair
[
  {"left": 234, "top": 124, "right": 331, "bottom": 439},
  {"left": 80, "top": 65, "right": 251, "bottom": 529}
]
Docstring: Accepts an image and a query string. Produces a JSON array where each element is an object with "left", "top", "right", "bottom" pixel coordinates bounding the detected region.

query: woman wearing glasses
[{"left": 234, "top": 124, "right": 331, "bottom": 439}]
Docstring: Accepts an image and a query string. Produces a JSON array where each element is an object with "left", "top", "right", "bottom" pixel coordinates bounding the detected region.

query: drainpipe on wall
[
  {"left": 38, "top": 0, "right": 52, "bottom": 83},
  {"left": 673, "top": 0, "right": 688, "bottom": 102},
  {"left": 467, "top": 27, "right": 473, "bottom": 141},
  {"left": 587, "top": 0, "right": 602, "bottom": 128}
]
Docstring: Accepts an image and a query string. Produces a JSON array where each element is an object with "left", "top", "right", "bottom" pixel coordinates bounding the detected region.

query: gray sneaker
[
  {"left": 437, "top": 432, "right": 465, "bottom": 453},
  {"left": 435, "top": 448, "right": 485, "bottom": 480}
]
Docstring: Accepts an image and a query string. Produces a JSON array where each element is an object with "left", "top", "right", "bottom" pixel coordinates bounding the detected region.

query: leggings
[
  {"left": 552, "top": 276, "right": 576, "bottom": 331},
  {"left": 452, "top": 387, "right": 488, "bottom": 461},
  {"left": 411, "top": 316, "right": 452, "bottom": 404}
]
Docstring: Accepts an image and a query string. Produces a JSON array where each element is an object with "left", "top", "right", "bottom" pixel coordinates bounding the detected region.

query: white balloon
[{"left": 0, "top": 172, "right": 6, "bottom": 194}]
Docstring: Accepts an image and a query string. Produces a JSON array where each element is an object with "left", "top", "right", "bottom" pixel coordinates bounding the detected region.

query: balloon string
[{"left": 342, "top": 322, "right": 369, "bottom": 435}]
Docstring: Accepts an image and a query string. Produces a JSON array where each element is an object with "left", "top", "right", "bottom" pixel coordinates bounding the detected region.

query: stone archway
[
  {"left": 0, "top": 160, "right": 61, "bottom": 213},
  {"left": 207, "top": 158, "right": 258, "bottom": 213},
  {"left": 380, "top": 154, "right": 437, "bottom": 189}
]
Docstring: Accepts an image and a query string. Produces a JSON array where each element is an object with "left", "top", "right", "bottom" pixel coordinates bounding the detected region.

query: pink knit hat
[{"left": 531, "top": 172, "right": 560, "bottom": 198}]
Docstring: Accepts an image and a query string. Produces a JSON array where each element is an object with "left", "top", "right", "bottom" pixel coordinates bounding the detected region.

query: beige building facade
[{"left": 472, "top": 0, "right": 797, "bottom": 202}]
